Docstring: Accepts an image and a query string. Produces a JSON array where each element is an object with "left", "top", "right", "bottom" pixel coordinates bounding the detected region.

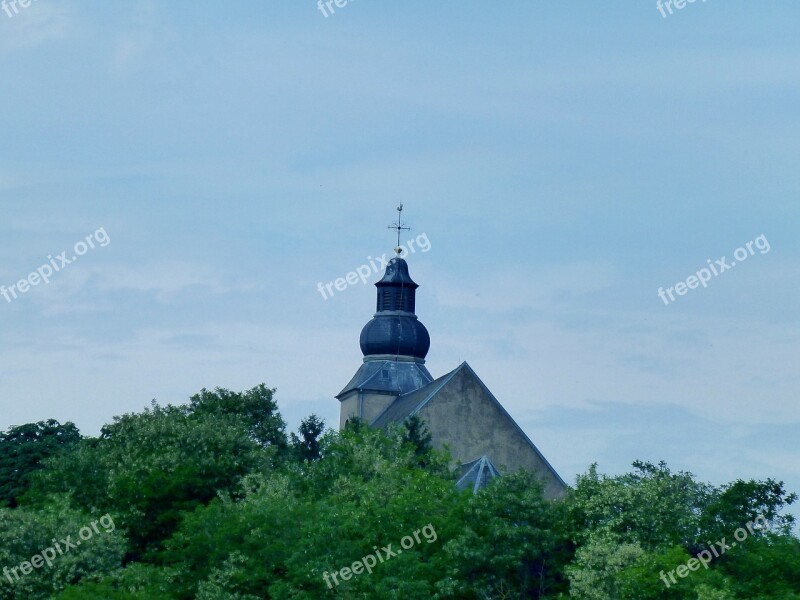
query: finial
[{"left": 388, "top": 203, "right": 411, "bottom": 255}]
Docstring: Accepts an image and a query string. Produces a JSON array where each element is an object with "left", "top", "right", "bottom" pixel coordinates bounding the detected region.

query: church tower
[
  {"left": 335, "top": 206, "right": 567, "bottom": 498},
  {"left": 335, "top": 206, "right": 433, "bottom": 428},
  {"left": 335, "top": 258, "right": 434, "bottom": 427}
]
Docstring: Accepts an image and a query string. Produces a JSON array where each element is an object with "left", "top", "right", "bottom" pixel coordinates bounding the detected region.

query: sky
[{"left": 1, "top": 1, "right": 798, "bottom": 500}]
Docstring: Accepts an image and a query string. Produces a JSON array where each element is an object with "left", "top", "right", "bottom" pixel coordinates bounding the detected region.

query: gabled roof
[
  {"left": 371, "top": 361, "right": 568, "bottom": 490},
  {"left": 369, "top": 365, "right": 460, "bottom": 428},
  {"left": 456, "top": 455, "right": 501, "bottom": 494}
]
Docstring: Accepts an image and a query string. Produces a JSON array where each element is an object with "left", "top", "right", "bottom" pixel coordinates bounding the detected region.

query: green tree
[
  {"left": 716, "top": 533, "right": 800, "bottom": 599},
  {"left": 56, "top": 564, "right": 178, "bottom": 600},
  {"left": 565, "top": 461, "right": 800, "bottom": 599},
  {"left": 697, "top": 478, "right": 797, "bottom": 548},
  {"left": 567, "top": 461, "right": 713, "bottom": 550},
  {"left": 29, "top": 386, "right": 286, "bottom": 558},
  {"left": 188, "top": 384, "right": 287, "bottom": 450},
  {"left": 0, "top": 420, "right": 81, "bottom": 508},
  {"left": 434, "top": 472, "right": 570, "bottom": 599},
  {"left": 401, "top": 414, "right": 433, "bottom": 467},
  {"left": 566, "top": 532, "right": 648, "bottom": 600},
  {"left": 165, "top": 425, "right": 461, "bottom": 599},
  {"left": 0, "top": 496, "right": 126, "bottom": 599},
  {"left": 289, "top": 414, "right": 325, "bottom": 462}
]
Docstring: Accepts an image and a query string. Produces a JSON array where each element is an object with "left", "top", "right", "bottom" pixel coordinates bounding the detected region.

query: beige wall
[
  {"left": 338, "top": 391, "right": 397, "bottom": 430},
  {"left": 338, "top": 393, "right": 359, "bottom": 430},
  {"left": 360, "top": 392, "right": 397, "bottom": 425},
  {"left": 417, "top": 367, "right": 566, "bottom": 499}
]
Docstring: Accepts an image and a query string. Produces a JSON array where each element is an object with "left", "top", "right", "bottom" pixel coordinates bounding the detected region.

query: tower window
[{"left": 380, "top": 289, "right": 392, "bottom": 311}]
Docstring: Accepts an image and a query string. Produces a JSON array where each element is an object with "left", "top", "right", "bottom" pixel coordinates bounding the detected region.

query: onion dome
[{"left": 359, "top": 257, "right": 430, "bottom": 360}]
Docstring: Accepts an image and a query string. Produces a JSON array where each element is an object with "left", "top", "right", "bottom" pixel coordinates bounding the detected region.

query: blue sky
[{"left": 1, "top": 1, "right": 798, "bottom": 499}]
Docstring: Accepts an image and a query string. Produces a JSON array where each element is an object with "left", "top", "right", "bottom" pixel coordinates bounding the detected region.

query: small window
[{"left": 382, "top": 369, "right": 390, "bottom": 380}]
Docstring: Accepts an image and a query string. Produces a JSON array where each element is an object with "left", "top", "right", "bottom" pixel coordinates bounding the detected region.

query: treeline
[{"left": 0, "top": 384, "right": 798, "bottom": 599}]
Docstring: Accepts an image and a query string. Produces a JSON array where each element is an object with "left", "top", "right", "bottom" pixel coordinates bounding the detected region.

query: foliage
[
  {"left": 164, "top": 424, "right": 462, "bottom": 599},
  {"left": 26, "top": 386, "right": 284, "bottom": 558},
  {"left": 4, "top": 384, "right": 800, "bottom": 599},
  {"left": 434, "top": 472, "right": 570, "bottom": 599},
  {"left": 0, "top": 496, "right": 126, "bottom": 600},
  {"left": 567, "top": 460, "right": 713, "bottom": 550},
  {"left": 188, "top": 385, "right": 287, "bottom": 450},
  {"left": 402, "top": 414, "right": 434, "bottom": 467},
  {"left": 565, "top": 532, "right": 648, "bottom": 599},
  {"left": 289, "top": 414, "right": 325, "bottom": 463},
  {"left": 55, "top": 564, "right": 178, "bottom": 600},
  {"left": 0, "top": 420, "right": 81, "bottom": 508},
  {"left": 716, "top": 533, "right": 800, "bottom": 599},
  {"left": 565, "top": 460, "right": 800, "bottom": 599}
]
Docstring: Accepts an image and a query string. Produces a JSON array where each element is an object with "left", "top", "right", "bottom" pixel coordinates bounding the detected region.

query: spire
[{"left": 358, "top": 206, "right": 430, "bottom": 361}]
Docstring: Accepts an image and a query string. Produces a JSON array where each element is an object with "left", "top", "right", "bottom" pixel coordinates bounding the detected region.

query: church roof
[
  {"left": 376, "top": 256, "right": 419, "bottom": 288},
  {"left": 456, "top": 455, "right": 502, "bottom": 494},
  {"left": 335, "top": 359, "right": 433, "bottom": 399},
  {"left": 369, "top": 365, "right": 459, "bottom": 428}
]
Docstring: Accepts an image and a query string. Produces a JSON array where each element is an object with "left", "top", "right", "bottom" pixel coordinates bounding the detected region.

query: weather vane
[{"left": 388, "top": 203, "right": 411, "bottom": 255}]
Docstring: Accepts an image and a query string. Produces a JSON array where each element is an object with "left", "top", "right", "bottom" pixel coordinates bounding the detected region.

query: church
[{"left": 335, "top": 226, "right": 567, "bottom": 499}]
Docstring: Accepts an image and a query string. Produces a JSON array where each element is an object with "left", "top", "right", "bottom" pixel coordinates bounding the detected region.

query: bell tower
[{"left": 335, "top": 206, "right": 433, "bottom": 428}]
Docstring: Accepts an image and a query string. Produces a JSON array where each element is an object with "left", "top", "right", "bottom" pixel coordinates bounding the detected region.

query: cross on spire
[{"left": 388, "top": 203, "right": 411, "bottom": 255}]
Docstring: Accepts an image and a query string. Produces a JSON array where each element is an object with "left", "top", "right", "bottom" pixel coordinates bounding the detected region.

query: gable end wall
[{"left": 417, "top": 368, "right": 565, "bottom": 499}]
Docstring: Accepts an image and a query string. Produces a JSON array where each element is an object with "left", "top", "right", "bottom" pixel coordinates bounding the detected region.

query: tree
[
  {"left": 401, "top": 414, "right": 433, "bottom": 467},
  {"left": 565, "top": 533, "right": 648, "bottom": 600},
  {"left": 716, "top": 533, "right": 800, "bottom": 599},
  {"left": 188, "top": 384, "right": 288, "bottom": 450},
  {"left": 697, "top": 478, "right": 797, "bottom": 547},
  {"left": 0, "top": 496, "right": 127, "bottom": 599},
  {"left": 565, "top": 461, "right": 800, "bottom": 599},
  {"left": 434, "top": 472, "right": 570, "bottom": 599},
  {"left": 289, "top": 414, "right": 325, "bottom": 462},
  {"left": 0, "top": 420, "right": 81, "bottom": 508},
  {"left": 29, "top": 389, "right": 284, "bottom": 558},
  {"left": 56, "top": 564, "right": 178, "bottom": 600},
  {"left": 164, "top": 425, "right": 462, "bottom": 599},
  {"left": 567, "top": 461, "right": 713, "bottom": 551}
]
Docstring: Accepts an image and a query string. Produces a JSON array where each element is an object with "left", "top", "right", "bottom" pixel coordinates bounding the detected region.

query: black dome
[{"left": 359, "top": 315, "right": 430, "bottom": 359}]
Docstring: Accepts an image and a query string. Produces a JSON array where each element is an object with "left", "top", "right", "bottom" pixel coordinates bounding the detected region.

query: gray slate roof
[
  {"left": 369, "top": 365, "right": 459, "bottom": 428},
  {"left": 335, "top": 359, "right": 433, "bottom": 399},
  {"left": 456, "top": 455, "right": 502, "bottom": 494}
]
